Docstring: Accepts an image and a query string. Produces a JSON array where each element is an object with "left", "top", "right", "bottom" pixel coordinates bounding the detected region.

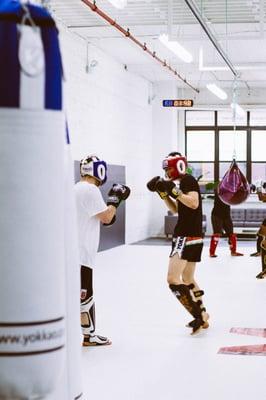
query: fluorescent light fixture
[
  {"left": 206, "top": 83, "right": 228, "bottom": 100},
  {"left": 107, "top": 0, "right": 127, "bottom": 9},
  {"left": 231, "top": 102, "right": 246, "bottom": 117},
  {"left": 159, "top": 34, "right": 193, "bottom": 63}
]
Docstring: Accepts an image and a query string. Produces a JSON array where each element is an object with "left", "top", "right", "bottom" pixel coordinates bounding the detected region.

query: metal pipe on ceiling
[
  {"left": 183, "top": 0, "right": 239, "bottom": 78},
  {"left": 81, "top": 0, "right": 200, "bottom": 93}
]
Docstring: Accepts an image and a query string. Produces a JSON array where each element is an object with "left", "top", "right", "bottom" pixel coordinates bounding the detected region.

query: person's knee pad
[
  {"left": 169, "top": 283, "right": 203, "bottom": 319},
  {"left": 81, "top": 296, "right": 95, "bottom": 336}
]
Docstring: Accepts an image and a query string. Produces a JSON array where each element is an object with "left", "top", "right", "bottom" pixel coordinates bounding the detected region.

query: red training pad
[{"left": 218, "top": 160, "right": 250, "bottom": 205}]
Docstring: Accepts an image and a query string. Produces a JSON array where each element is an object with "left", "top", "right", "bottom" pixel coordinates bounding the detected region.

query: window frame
[{"left": 185, "top": 110, "right": 266, "bottom": 188}]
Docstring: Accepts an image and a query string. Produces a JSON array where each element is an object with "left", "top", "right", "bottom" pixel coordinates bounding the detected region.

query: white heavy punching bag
[
  {"left": 0, "top": 1, "right": 83, "bottom": 399},
  {"left": 63, "top": 125, "right": 84, "bottom": 400}
]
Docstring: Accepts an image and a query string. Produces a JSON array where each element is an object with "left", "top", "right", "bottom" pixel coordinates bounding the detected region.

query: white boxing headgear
[
  {"left": 80, "top": 155, "right": 107, "bottom": 185},
  {"left": 162, "top": 152, "right": 187, "bottom": 180}
]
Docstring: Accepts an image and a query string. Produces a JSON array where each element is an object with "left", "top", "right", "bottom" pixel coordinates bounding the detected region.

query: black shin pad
[
  {"left": 169, "top": 283, "right": 203, "bottom": 320},
  {"left": 256, "top": 241, "right": 266, "bottom": 279},
  {"left": 80, "top": 266, "right": 96, "bottom": 335}
]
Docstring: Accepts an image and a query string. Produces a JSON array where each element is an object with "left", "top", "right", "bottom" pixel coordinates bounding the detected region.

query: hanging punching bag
[
  {"left": 218, "top": 160, "right": 250, "bottom": 205},
  {"left": 63, "top": 124, "right": 84, "bottom": 400},
  {"left": 0, "top": 1, "right": 81, "bottom": 398}
]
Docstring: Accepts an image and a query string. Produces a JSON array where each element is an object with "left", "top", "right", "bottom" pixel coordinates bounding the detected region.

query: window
[
  {"left": 250, "top": 110, "right": 266, "bottom": 126},
  {"left": 218, "top": 110, "right": 247, "bottom": 126},
  {"left": 185, "top": 110, "right": 266, "bottom": 189},
  {"left": 251, "top": 130, "right": 266, "bottom": 183},
  {"left": 252, "top": 163, "right": 266, "bottom": 183},
  {"left": 186, "top": 130, "right": 215, "bottom": 192},
  {"left": 186, "top": 111, "right": 214, "bottom": 126},
  {"left": 187, "top": 162, "right": 214, "bottom": 183},
  {"left": 219, "top": 130, "right": 247, "bottom": 161},
  {"left": 251, "top": 130, "right": 266, "bottom": 161},
  {"left": 186, "top": 131, "right": 215, "bottom": 161}
]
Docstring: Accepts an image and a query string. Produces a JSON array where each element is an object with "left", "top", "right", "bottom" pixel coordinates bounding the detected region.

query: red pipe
[{"left": 81, "top": 0, "right": 199, "bottom": 93}]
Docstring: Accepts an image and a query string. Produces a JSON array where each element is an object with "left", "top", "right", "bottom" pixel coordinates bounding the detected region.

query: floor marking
[
  {"left": 218, "top": 327, "right": 266, "bottom": 356},
  {"left": 230, "top": 327, "right": 266, "bottom": 338}
]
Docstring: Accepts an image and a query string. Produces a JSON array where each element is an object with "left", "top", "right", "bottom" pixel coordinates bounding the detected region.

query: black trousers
[
  {"left": 211, "top": 214, "right": 233, "bottom": 236},
  {"left": 80, "top": 265, "right": 93, "bottom": 302}
]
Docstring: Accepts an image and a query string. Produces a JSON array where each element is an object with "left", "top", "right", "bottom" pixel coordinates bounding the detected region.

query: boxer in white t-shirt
[{"left": 75, "top": 155, "right": 130, "bottom": 346}]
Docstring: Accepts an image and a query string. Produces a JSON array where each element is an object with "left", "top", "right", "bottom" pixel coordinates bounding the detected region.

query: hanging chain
[{"left": 232, "top": 78, "right": 238, "bottom": 161}]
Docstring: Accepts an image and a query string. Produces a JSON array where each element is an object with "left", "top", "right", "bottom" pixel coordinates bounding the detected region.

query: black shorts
[
  {"left": 170, "top": 235, "right": 203, "bottom": 262},
  {"left": 211, "top": 214, "right": 233, "bottom": 236}
]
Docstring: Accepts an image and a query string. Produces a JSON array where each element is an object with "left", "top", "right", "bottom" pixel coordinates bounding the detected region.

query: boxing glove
[
  {"left": 147, "top": 176, "right": 168, "bottom": 200},
  {"left": 107, "top": 184, "right": 130, "bottom": 208},
  {"left": 156, "top": 179, "right": 182, "bottom": 200}
]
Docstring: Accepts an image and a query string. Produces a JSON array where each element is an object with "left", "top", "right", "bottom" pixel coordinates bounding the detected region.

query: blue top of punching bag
[
  {"left": 0, "top": 0, "right": 55, "bottom": 26},
  {"left": 0, "top": 0, "right": 62, "bottom": 110}
]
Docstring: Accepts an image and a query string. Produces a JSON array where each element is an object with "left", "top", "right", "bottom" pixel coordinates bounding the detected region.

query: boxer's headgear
[
  {"left": 80, "top": 155, "right": 107, "bottom": 185},
  {"left": 162, "top": 151, "right": 187, "bottom": 180}
]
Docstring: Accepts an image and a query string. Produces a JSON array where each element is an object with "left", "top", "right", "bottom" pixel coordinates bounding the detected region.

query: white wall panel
[{"left": 60, "top": 28, "right": 154, "bottom": 243}]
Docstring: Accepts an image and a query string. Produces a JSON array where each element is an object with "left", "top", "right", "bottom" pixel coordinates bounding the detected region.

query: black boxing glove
[
  {"left": 147, "top": 176, "right": 160, "bottom": 192},
  {"left": 156, "top": 179, "right": 182, "bottom": 200},
  {"left": 147, "top": 176, "right": 168, "bottom": 200},
  {"left": 107, "top": 184, "right": 130, "bottom": 208}
]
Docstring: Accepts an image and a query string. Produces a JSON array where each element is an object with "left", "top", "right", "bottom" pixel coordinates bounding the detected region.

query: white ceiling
[{"left": 49, "top": 0, "right": 266, "bottom": 91}]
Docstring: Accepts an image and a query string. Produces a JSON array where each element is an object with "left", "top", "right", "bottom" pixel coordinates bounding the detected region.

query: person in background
[
  {"left": 250, "top": 218, "right": 266, "bottom": 257},
  {"left": 147, "top": 152, "right": 209, "bottom": 335},
  {"left": 75, "top": 155, "right": 130, "bottom": 346},
  {"left": 209, "top": 187, "right": 243, "bottom": 258},
  {"left": 256, "top": 236, "right": 266, "bottom": 279}
]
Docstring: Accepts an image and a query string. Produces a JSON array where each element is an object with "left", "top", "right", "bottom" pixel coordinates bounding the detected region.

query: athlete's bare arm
[
  {"left": 164, "top": 196, "right": 178, "bottom": 214},
  {"left": 96, "top": 205, "right": 116, "bottom": 224},
  {"left": 177, "top": 191, "right": 199, "bottom": 210}
]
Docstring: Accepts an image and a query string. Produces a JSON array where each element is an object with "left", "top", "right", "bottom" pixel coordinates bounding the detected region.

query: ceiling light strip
[
  {"left": 206, "top": 83, "right": 227, "bottom": 100},
  {"left": 81, "top": 0, "right": 199, "bottom": 93}
]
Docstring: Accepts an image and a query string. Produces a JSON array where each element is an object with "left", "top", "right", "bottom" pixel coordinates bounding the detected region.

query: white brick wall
[{"left": 59, "top": 28, "right": 155, "bottom": 243}]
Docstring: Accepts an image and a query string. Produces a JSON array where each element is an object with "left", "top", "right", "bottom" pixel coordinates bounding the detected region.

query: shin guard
[
  {"left": 257, "top": 235, "right": 264, "bottom": 253},
  {"left": 209, "top": 234, "right": 219, "bottom": 257},
  {"left": 80, "top": 296, "right": 96, "bottom": 336},
  {"left": 186, "top": 289, "right": 209, "bottom": 330},
  {"left": 169, "top": 284, "right": 207, "bottom": 334},
  {"left": 169, "top": 283, "right": 203, "bottom": 320},
  {"left": 229, "top": 233, "right": 243, "bottom": 256},
  {"left": 257, "top": 239, "right": 266, "bottom": 279}
]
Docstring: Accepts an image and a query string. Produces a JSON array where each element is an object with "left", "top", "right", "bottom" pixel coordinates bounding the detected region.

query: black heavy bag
[{"left": 218, "top": 160, "right": 250, "bottom": 205}]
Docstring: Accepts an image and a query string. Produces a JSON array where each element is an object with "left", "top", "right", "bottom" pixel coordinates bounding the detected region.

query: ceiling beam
[{"left": 183, "top": 0, "right": 239, "bottom": 78}]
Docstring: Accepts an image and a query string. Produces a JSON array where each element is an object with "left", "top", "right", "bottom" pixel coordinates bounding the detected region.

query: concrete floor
[{"left": 81, "top": 241, "right": 266, "bottom": 400}]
